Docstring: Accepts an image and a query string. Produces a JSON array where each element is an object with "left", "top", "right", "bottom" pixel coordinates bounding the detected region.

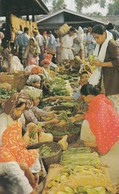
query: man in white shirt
[
  {"left": 61, "top": 27, "right": 76, "bottom": 64},
  {"left": 33, "top": 29, "right": 44, "bottom": 62}
]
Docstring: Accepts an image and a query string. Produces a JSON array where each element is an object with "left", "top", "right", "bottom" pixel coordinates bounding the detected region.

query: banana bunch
[{"left": 88, "top": 55, "right": 96, "bottom": 66}]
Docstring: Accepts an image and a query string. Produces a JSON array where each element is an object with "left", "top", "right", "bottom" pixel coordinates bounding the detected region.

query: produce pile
[
  {"left": 61, "top": 147, "right": 100, "bottom": 168},
  {"left": 50, "top": 77, "right": 73, "bottom": 96},
  {"left": 0, "top": 88, "right": 17, "bottom": 99},
  {"left": 42, "top": 148, "right": 116, "bottom": 194},
  {"left": 43, "top": 165, "right": 116, "bottom": 194},
  {"left": 39, "top": 144, "right": 56, "bottom": 158},
  {"left": 45, "top": 111, "right": 81, "bottom": 136}
]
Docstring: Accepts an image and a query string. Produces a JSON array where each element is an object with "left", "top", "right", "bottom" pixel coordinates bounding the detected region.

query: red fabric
[
  {"left": 31, "top": 66, "right": 43, "bottom": 74},
  {"left": 45, "top": 54, "right": 53, "bottom": 61},
  {"left": 0, "top": 122, "right": 38, "bottom": 166},
  {"left": 85, "top": 94, "right": 119, "bottom": 154},
  {"left": 41, "top": 59, "right": 50, "bottom": 65}
]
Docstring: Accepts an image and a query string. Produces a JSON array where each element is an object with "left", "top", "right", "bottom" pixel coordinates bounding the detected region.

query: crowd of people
[{"left": 0, "top": 23, "right": 119, "bottom": 194}]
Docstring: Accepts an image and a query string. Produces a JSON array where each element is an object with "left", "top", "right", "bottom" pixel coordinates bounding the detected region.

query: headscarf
[
  {"left": 3, "top": 93, "right": 33, "bottom": 116},
  {"left": 26, "top": 75, "right": 41, "bottom": 85},
  {"left": 31, "top": 66, "right": 43, "bottom": 74},
  {"left": 41, "top": 59, "right": 50, "bottom": 66},
  {"left": 21, "top": 86, "right": 42, "bottom": 101},
  {"left": 77, "top": 26, "right": 84, "bottom": 42},
  {"left": 85, "top": 94, "right": 119, "bottom": 154},
  {"left": 28, "top": 37, "right": 40, "bottom": 55},
  {"left": 45, "top": 54, "right": 53, "bottom": 61}
]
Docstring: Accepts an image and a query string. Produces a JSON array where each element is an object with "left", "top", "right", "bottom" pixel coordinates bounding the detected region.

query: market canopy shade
[{"left": 0, "top": 0, "right": 49, "bottom": 16}]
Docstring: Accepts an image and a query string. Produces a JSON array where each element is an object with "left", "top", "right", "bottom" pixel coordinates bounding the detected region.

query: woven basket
[
  {"left": 0, "top": 72, "right": 28, "bottom": 91},
  {"left": 0, "top": 73, "right": 14, "bottom": 88},
  {"left": 58, "top": 24, "right": 71, "bottom": 36},
  {"left": 27, "top": 142, "right": 62, "bottom": 171},
  {"left": 14, "top": 72, "right": 29, "bottom": 91}
]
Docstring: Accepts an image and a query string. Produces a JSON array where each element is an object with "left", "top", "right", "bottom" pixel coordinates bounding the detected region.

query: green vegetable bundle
[
  {"left": 61, "top": 148, "right": 100, "bottom": 168},
  {"left": 39, "top": 145, "right": 56, "bottom": 158},
  {"left": 0, "top": 88, "right": 17, "bottom": 99}
]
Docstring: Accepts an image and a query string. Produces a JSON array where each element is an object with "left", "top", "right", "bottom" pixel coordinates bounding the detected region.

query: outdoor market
[{"left": 0, "top": 0, "right": 119, "bottom": 194}]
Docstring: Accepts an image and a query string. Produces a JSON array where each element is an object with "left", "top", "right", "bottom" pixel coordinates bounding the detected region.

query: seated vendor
[
  {"left": 43, "top": 70, "right": 90, "bottom": 102},
  {"left": 41, "top": 59, "right": 53, "bottom": 81},
  {"left": 77, "top": 84, "right": 119, "bottom": 187},
  {"left": 19, "top": 86, "right": 56, "bottom": 125},
  {"left": 1, "top": 93, "right": 42, "bottom": 194},
  {"left": 26, "top": 74, "right": 41, "bottom": 89}
]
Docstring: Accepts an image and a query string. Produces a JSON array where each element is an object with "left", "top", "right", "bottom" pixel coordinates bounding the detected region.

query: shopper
[{"left": 89, "top": 24, "right": 119, "bottom": 96}]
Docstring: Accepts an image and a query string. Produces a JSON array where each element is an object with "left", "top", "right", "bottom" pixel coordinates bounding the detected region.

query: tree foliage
[
  {"left": 44, "top": 0, "right": 66, "bottom": 10},
  {"left": 74, "top": 0, "right": 107, "bottom": 12},
  {"left": 108, "top": 0, "right": 119, "bottom": 15},
  {"left": 52, "top": 0, "right": 65, "bottom": 10}
]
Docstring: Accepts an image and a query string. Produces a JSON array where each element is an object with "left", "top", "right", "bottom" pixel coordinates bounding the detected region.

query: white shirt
[
  {"left": 61, "top": 34, "right": 74, "bottom": 49},
  {"left": 35, "top": 33, "right": 44, "bottom": 46}
]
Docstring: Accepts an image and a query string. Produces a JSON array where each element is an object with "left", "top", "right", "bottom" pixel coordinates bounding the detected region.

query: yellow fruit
[
  {"left": 58, "top": 135, "right": 68, "bottom": 151},
  {"left": 56, "top": 191, "right": 67, "bottom": 194}
]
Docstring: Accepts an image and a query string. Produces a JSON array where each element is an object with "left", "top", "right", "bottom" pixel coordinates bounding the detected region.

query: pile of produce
[
  {"left": 61, "top": 148, "right": 101, "bottom": 168},
  {"left": 46, "top": 111, "right": 81, "bottom": 136},
  {"left": 43, "top": 164, "right": 116, "bottom": 194},
  {"left": 0, "top": 88, "right": 17, "bottom": 99},
  {"left": 50, "top": 77, "right": 73, "bottom": 96},
  {"left": 42, "top": 147, "right": 116, "bottom": 194},
  {"left": 39, "top": 144, "right": 56, "bottom": 158},
  {"left": 51, "top": 100, "right": 78, "bottom": 112}
]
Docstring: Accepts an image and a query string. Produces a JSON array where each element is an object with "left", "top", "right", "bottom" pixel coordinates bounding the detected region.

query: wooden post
[{"left": 32, "top": 15, "right": 35, "bottom": 22}]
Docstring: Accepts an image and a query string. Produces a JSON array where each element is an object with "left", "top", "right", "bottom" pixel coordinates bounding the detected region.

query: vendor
[
  {"left": 41, "top": 59, "right": 53, "bottom": 81},
  {"left": 26, "top": 74, "right": 41, "bottom": 89},
  {"left": 78, "top": 83, "right": 119, "bottom": 186},
  {"left": 18, "top": 86, "right": 55, "bottom": 125},
  {"left": 24, "top": 37, "right": 40, "bottom": 66},
  {"left": 1, "top": 93, "right": 42, "bottom": 194},
  {"left": 43, "top": 70, "right": 90, "bottom": 101}
]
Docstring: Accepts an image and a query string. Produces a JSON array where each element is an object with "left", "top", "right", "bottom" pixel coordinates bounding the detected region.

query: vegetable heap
[
  {"left": 39, "top": 144, "right": 56, "bottom": 158},
  {"left": 43, "top": 148, "right": 116, "bottom": 194},
  {"left": 46, "top": 111, "right": 81, "bottom": 136},
  {"left": 0, "top": 88, "right": 17, "bottom": 99},
  {"left": 50, "top": 78, "right": 73, "bottom": 96}
]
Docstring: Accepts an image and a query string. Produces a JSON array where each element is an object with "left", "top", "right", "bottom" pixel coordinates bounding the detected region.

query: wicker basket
[
  {"left": 58, "top": 24, "right": 72, "bottom": 36},
  {"left": 0, "top": 73, "right": 14, "bottom": 88},
  {"left": 0, "top": 72, "right": 29, "bottom": 91},
  {"left": 27, "top": 142, "right": 62, "bottom": 171},
  {"left": 14, "top": 72, "right": 29, "bottom": 91}
]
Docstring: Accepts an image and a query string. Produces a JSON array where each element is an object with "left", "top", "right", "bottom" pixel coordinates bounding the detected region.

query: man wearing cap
[{"left": 33, "top": 29, "right": 44, "bottom": 63}]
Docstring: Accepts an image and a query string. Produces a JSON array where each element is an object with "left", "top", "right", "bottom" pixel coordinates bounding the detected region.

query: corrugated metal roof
[{"left": 0, "top": 0, "right": 49, "bottom": 16}]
